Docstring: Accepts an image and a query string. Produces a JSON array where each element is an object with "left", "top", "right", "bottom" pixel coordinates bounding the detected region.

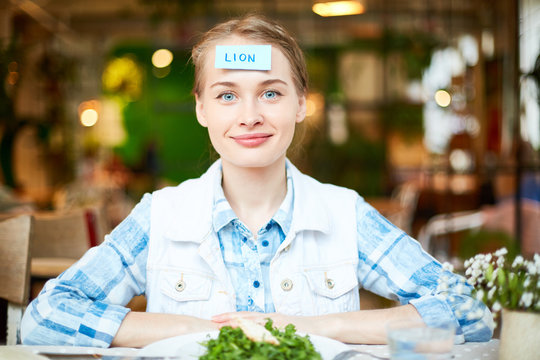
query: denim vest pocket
[
  {"left": 158, "top": 270, "right": 213, "bottom": 315},
  {"left": 304, "top": 264, "right": 358, "bottom": 298},
  {"left": 302, "top": 263, "right": 359, "bottom": 314}
]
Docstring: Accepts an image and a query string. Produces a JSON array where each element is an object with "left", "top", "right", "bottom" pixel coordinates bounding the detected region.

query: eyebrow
[{"left": 209, "top": 79, "right": 289, "bottom": 88}]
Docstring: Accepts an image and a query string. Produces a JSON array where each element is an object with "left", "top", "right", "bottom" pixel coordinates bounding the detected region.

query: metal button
[
  {"left": 326, "top": 278, "right": 335, "bottom": 289},
  {"left": 175, "top": 280, "right": 186, "bottom": 292},
  {"left": 281, "top": 279, "right": 293, "bottom": 291}
]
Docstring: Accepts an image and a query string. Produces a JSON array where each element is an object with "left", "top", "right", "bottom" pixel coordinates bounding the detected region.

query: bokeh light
[
  {"left": 434, "top": 90, "right": 452, "bottom": 107},
  {"left": 152, "top": 49, "right": 173, "bottom": 68},
  {"left": 78, "top": 100, "right": 100, "bottom": 127}
]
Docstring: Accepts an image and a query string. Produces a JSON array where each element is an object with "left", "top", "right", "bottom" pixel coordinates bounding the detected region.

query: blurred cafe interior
[{"left": 0, "top": 0, "right": 539, "bottom": 339}]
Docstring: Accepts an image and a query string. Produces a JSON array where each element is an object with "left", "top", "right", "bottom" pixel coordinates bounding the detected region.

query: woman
[{"left": 21, "top": 14, "right": 493, "bottom": 348}]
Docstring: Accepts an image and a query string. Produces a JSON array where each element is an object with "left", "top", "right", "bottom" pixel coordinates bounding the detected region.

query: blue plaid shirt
[
  {"left": 21, "top": 166, "right": 493, "bottom": 347},
  {"left": 213, "top": 167, "right": 293, "bottom": 314}
]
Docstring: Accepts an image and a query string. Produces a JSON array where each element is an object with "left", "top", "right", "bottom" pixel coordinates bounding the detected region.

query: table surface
[{"left": 1, "top": 339, "right": 499, "bottom": 359}]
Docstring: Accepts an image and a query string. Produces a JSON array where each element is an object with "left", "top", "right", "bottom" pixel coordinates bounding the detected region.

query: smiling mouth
[{"left": 231, "top": 133, "right": 272, "bottom": 147}]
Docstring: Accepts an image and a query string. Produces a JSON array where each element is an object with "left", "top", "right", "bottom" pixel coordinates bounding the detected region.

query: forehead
[{"left": 200, "top": 35, "right": 293, "bottom": 82}]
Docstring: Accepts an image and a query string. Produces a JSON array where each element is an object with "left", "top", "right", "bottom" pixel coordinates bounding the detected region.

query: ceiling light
[{"left": 312, "top": 1, "right": 365, "bottom": 17}]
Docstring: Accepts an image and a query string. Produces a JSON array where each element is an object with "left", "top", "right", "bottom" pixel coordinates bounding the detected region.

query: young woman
[{"left": 21, "top": 14, "right": 493, "bottom": 348}]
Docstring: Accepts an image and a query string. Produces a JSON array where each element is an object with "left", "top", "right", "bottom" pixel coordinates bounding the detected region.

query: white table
[
  {"left": 348, "top": 339, "right": 499, "bottom": 359},
  {"left": 1, "top": 339, "right": 500, "bottom": 359}
]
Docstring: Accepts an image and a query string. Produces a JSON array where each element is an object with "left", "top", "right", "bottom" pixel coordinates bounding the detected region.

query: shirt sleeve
[
  {"left": 355, "top": 197, "right": 494, "bottom": 343},
  {"left": 21, "top": 193, "right": 152, "bottom": 347}
]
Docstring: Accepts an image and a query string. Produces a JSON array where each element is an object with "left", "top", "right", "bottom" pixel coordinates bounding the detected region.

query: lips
[{"left": 231, "top": 133, "right": 272, "bottom": 147}]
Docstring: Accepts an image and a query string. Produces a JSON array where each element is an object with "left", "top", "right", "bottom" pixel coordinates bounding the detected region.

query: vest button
[
  {"left": 280, "top": 279, "right": 293, "bottom": 291},
  {"left": 175, "top": 280, "right": 186, "bottom": 292},
  {"left": 326, "top": 278, "right": 335, "bottom": 289}
]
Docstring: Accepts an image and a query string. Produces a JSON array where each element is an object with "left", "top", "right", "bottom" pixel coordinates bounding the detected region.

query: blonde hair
[{"left": 191, "top": 14, "right": 308, "bottom": 96}]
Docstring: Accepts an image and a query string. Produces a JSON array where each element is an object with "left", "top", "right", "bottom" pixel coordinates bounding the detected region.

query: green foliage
[
  {"left": 381, "top": 102, "right": 424, "bottom": 138},
  {"left": 458, "top": 229, "right": 519, "bottom": 261},
  {"left": 108, "top": 44, "right": 211, "bottom": 186},
  {"left": 200, "top": 319, "right": 322, "bottom": 360}
]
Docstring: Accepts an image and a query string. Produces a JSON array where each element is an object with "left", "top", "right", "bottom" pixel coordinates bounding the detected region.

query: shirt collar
[{"left": 212, "top": 163, "right": 294, "bottom": 236}]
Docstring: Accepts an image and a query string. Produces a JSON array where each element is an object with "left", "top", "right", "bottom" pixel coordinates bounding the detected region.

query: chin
[{"left": 221, "top": 153, "right": 286, "bottom": 170}]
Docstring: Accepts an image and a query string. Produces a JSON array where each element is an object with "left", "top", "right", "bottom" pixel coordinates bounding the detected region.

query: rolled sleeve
[
  {"left": 356, "top": 198, "right": 494, "bottom": 343},
  {"left": 21, "top": 193, "right": 152, "bottom": 346}
]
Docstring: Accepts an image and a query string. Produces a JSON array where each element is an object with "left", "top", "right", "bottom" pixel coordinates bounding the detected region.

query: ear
[
  {"left": 195, "top": 94, "right": 208, "bottom": 127},
  {"left": 296, "top": 93, "right": 307, "bottom": 123}
]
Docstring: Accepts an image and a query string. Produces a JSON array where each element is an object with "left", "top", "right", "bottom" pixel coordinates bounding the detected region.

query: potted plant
[{"left": 463, "top": 248, "right": 540, "bottom": 360}]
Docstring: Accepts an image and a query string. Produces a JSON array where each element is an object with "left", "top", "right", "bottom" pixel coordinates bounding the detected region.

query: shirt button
[
  {"left": 280, "top": 279, "right": 293, "bottom": 291},
  {"left": 175, "top": 280, "right": 186, "bottom": 292},
  {"left": 248, "top": 297, "right": 254, "bottom": 306},
  {"left": 262, "top": 240, "right": 269, "bottom": 247},
  {"left": 253, "top": 280, "right": 260, "bottom": 288},
  {"left": 283, "top": 245, "right": 290, "bottom": 252},
  {"left": 326, "top": 278, "right": 335, "bottom": 289}
]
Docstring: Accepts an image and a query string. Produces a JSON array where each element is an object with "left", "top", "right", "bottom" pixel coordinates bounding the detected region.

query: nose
[{"left": 240, "top": 99, "right": 263, "bottom": 127}]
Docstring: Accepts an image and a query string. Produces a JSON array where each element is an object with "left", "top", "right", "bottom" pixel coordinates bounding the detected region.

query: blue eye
[
  {"left": 221, "top": 93, "right": 236, "bottom": 102},
  {"left": 263, "top": 90, "right": 277, "bottom": 99}
]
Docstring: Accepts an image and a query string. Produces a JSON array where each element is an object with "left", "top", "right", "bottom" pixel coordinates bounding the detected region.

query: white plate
[{"left": 139, "top": 330, "right": 350, "bottom": 359}]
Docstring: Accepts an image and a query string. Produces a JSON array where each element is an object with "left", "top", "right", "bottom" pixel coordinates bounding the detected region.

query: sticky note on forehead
[{"left": 215, "top": 45, "right": 271, "bottom": 70}]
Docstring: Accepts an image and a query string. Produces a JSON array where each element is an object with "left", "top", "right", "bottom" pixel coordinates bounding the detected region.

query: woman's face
[{"left": 195, "top": 35, "right": 306, "bottom": 171}]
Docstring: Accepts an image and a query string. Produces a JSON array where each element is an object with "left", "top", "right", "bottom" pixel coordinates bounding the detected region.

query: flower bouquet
[
  {"left": 463, "top": 248, "right": 540, "bottom": 315},
  {"left": 463, "top": 248, "right": 540, "bottom": 360}
]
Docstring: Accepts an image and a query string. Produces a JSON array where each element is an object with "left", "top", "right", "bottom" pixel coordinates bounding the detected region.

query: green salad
[{"left": 199, "top": 319, "right": 322, "bottom": 360}]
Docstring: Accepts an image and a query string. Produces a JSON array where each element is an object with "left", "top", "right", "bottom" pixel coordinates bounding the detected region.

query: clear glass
[{"left": 386, "top": 319, "right": 455, "bottom": 360}]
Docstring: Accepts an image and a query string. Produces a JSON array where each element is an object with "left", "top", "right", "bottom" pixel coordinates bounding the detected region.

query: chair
[
  {"left": 418, "top": 198, "right": 540, "bottom": 263},
  {"left": 388, "top": 181, "right": 420, "bottom": 234},
  {"left": 0, "top": 214, "right": 32, "bottom": 344},
  {"left": 30, "top": 209, "right": 92, "bottom": 296}
]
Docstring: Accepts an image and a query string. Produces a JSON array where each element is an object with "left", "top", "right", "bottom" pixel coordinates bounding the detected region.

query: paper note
[{"left": 215, "top": 45, "right": 271, "bottom": 70}]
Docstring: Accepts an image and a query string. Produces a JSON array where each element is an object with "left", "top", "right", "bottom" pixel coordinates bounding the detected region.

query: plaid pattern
[
  {"left": 212, "top": 165, "right": 293, "bottom": 313},
  {"left": 21, "top": 165, "right": 493, "bottom": 347}
]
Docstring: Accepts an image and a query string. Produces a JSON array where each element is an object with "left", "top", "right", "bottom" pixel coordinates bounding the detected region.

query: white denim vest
[{"left": 146, "top": 160, "right": 360, "bottom": 319}]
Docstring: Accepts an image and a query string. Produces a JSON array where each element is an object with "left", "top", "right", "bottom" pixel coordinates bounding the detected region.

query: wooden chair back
[
  {"left": 0, "top": 214, "right": 32, "bottom": 344},
  {"left": 31, "top": 209, "right": 91, "bottom": 259}
]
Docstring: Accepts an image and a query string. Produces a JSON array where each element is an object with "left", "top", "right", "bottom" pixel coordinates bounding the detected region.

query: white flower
[
  {"left": 527, "top": 263, "right": 537, "bottom": 276},
  {"left": 475, "top": 289, "right": 485, "bottom": 301},
  {"left": 487, "top": 287, "right": 497, "bottom": 300},
  {"left": 492, "top": 301, "right": 502, "bottom": 312},
  {"left": 495, "top": 248, "right": 508, "bottom": 257},
  {"left": 472, "top": 269, "right": 482, "bottom": 278},
  {"left": 512, "top": 255, "right": 524, "bottom": 267},
  {"left": 442, "top": 262, "right": 454, "bottom": 272},
  {"left": 520, "top": 292, "right": 534, "bottom": 308}
]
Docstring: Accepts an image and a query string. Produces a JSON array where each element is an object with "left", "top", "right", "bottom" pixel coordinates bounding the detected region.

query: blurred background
[{"left": 0, "top": 0, "right": 539, "bottom": 265}]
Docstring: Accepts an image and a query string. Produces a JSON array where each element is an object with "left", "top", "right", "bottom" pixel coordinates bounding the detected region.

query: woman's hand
[
  {"left": 212, "top": 304, "right": 422, "bottom": 345},
  {"left": 212, "top": 311, "right": 323, "bottom": 336}
]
